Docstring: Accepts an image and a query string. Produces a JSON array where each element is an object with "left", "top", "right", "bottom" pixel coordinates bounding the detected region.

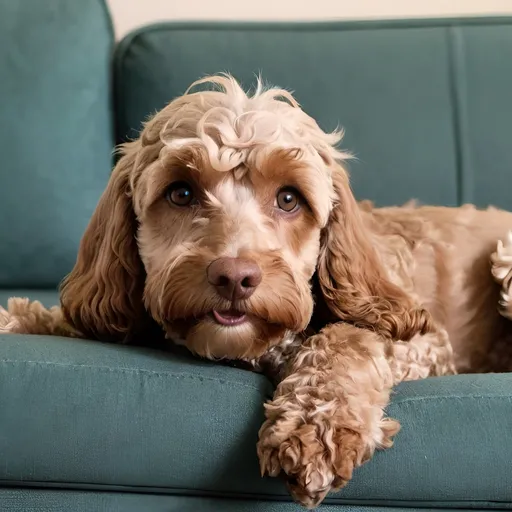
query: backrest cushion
[
  {"left": 113, "top": 18, "right": 512, "bottom": 210},
  {"left": 0, "top": 0, "right": 114, "bottom": 287}
]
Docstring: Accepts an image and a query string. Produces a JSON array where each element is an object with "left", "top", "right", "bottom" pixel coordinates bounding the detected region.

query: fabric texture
[
  {"left": 2, "top": 334, "right": 512, "bottom": 507},
  {"left": 0, "top": 491, "right": 502, "bottom": 512},
  {"left": 113, "top": 18, "right": 512, "bottom": 211},
  {"left": 0, "top": 0, "right": 114, "bottom": 288}
]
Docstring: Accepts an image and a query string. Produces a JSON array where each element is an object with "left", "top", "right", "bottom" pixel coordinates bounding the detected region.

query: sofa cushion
[
  {"left": 0, "top": 336, "right": 274, "bottom": 498},
  {"left": 0, "top": 491, "right": 472, "bottom": 512},
  {"left": 1, "top": 334, "right": 512, "bottom": 508},
  {"left": 0, "top": 0, "right": 114, "bottom": 288},
  {"left": 113, "top": 17, "right": 512, "bottom": 211}
]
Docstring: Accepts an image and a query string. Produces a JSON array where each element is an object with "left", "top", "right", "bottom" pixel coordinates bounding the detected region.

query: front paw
[{"left": 257, "top": 412, "right": 399, "bottom": 509}]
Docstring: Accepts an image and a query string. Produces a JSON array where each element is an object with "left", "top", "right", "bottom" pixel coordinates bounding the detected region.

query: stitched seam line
[
  {"left": 0, "top": 360, "right": 267, "bottom": 392},
  {"left": 2, "top": 481, "right": 512, "bottom": 505},
  {"left": 447, "top": 24, "right": 472, "bottom": 205},
  {"left": 392, "top": 394, "right": 512, "bottom": 405},
  {"left": 2, "top": 360, "right": 510, "bottom": 399}
]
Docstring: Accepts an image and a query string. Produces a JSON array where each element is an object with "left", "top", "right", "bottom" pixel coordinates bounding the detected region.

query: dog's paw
[
  {"left": 491, "top": 232, "right": 512, "bottom": 319},
  {"left": 257, "top": 414, "right": 399, "bottom": 509}
]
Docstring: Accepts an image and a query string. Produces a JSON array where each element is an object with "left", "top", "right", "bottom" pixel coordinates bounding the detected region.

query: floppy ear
[
  {"left": 317, "top": 165, "right": 434, "bottom": 341},
  {"left": 60, "top": 143, "right": 150, "bottom": 342}
]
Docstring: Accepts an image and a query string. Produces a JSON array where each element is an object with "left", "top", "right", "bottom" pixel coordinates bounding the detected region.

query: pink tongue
[{"left": 213, "top": 310, "right": 246, "bottom": 326}]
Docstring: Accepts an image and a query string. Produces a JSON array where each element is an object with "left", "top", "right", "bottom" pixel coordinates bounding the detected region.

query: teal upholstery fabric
[
  {"left": 2, "top": 335, "right": 512, "bottom": 508},
  {"left": 0, "top": 0, "right": 114, "bottom": 288},
  {"left": 455, "top": 25, "right": 512, "bottom": 206},
  {"left": 0, "top": 336, "right": 273, "bottom": 497},
  {"left": 0, "top": 491, "right": 497, "bottom": 512},
  {"left": 114, "top": 18, "right": 512, "bottom": 210}
]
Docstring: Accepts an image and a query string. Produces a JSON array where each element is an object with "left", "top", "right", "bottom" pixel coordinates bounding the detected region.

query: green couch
[{"left": 2, "top": 1, "right": 512, "bottom": 510}]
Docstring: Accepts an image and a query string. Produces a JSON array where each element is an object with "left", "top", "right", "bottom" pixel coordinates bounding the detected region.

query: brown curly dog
[{"left": 3, "top": 74, "right": 512, "bottom": 508}]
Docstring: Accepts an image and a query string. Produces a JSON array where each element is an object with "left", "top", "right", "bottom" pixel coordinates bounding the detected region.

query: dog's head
[{"left": 61, "top": 74, "right": 431, "bottom": 360}]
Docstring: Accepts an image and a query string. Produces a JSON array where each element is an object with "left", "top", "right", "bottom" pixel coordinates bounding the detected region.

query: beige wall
[{"left": 107, "top": 0, "right": 512, "bottom": 39}]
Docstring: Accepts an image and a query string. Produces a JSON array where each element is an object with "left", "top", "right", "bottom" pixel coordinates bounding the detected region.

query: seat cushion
[
  {"left": 1, "top": 334, "right": 512, "bottom": 508},
  {"left": 0, "top": 491, "right": 487, "bottom": 512},
  {"left": 0, "top": 0, "right": 114, "bottom": 288},
  {"left": 0, "top": 336, "right": 274, "bottom": 498}
]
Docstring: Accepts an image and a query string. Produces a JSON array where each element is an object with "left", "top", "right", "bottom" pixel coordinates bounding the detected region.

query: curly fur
[{"left": 2, "top": 73, "right": 512, "bottom": 508}]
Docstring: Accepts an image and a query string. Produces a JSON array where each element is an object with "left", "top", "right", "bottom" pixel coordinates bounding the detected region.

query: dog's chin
[{"left": 173, "top": 314, "right": 288, "bottom": 361}]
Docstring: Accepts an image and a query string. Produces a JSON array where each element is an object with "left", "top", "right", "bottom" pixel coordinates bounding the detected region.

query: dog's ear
[
  {"left": 60, "top": 143, "right": 150, "bottom": 342},
  {"left": 316, "top": 164, "right": 434, "bottom": 341}
]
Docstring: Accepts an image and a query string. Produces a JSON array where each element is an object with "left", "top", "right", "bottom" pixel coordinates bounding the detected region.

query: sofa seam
[
  {"left": 446, "top": 24, "right": 473, "bottom": 205},
  {"left": 3, "top": 358, "right": 510, "bottom": 400},
  {"left": 2, "top": 481, "right": 512, "bottom": 507},
  {"left": 0, "top": 360, "right": 268, "bottom": 393},
  {"left": 391, "top": 394, "right": 512, "bottom": 405}
]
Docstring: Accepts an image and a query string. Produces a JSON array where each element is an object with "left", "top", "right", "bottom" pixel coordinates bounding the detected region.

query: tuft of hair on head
[
  {"left": 184, "top": 72, "right": 300, "bottom": 109},
  {"left": 154, "top": 72, "right": 351, "bottom": 175}
]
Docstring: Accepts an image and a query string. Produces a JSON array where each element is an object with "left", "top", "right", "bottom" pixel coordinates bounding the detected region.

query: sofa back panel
[
  {"left": 114, "top": 18, "right": 512, "bottom": 211},
  {"left": 0, "top": 0, "right": 114, "bottom": 287},
  {"left": 456, "top": 25, "right": 512, "bottom": 207}
]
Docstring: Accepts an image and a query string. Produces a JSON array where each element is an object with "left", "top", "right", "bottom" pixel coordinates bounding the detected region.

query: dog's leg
[
  {"left": 491, "top": 231, "right": 512, "bottom": 320},
  {"left": 391, "top": 328, "right": 456, "bottom": 382},
  {"left": 257, "top": 323, "right": 397, "bottom": 508},
  {"left": 0, "top": 297, "right": 78, "bottom": 337},
  {"left": 257, "top": 322, "right": 455, "bottom": 509}
]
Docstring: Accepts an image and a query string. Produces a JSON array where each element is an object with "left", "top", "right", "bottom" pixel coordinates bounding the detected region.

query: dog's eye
[
  {"left": 166, "top": 181, "right": 195, "bottom": 207},
  {"left": 276, "top": 188, "right": 300, "bottom": 213}
]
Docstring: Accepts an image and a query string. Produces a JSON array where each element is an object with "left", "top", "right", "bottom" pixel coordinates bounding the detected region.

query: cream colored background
[{"left": 107, "top": 0, "right": 512, "bottom": 39}]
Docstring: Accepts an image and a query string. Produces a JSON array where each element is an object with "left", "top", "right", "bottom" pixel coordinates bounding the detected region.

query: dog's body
[
  {"left": 2, "top": 74, "right": 512, "bottom": 508},
  {"left": 358, "top": 202, "right": 512, "bottom": 374}
]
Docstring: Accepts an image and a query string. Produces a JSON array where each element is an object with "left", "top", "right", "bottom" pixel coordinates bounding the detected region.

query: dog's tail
[{"left": 491, "top": 231, "right": 512, "bottom": 320}]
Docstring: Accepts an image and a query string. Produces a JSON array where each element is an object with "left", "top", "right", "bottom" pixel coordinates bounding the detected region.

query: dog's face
[
  {"left": 60, "top": 75, "right": 430, "bottom": 362},
  {"left": 137, "top": 146, "right": 328, "bottom": 359},
  {"left": 125, "top": 76, "right": 341, "bottom": 360}
]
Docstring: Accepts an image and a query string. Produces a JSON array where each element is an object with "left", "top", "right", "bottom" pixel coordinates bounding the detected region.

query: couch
[{"left": 2, "top": 1, "right": 512, "bottom": 510}]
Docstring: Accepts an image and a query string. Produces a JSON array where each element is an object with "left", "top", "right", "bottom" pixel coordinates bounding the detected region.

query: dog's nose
[{"left": 207, "top": 257, "right": 262, "bottom": 301}]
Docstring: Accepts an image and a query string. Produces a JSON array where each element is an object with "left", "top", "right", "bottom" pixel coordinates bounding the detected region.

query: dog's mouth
[{"left": 212, "top": 309, "right": 247, "bottom": 326}]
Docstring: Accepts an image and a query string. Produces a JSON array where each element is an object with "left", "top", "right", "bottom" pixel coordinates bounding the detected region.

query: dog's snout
[{"left": 207, "top": 257, "right": 262, "bottom": 301}]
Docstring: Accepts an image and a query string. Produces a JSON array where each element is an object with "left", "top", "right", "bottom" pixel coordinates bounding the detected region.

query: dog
[{"left": 2, "top": 73, "right": 512, "bottom": 508}]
